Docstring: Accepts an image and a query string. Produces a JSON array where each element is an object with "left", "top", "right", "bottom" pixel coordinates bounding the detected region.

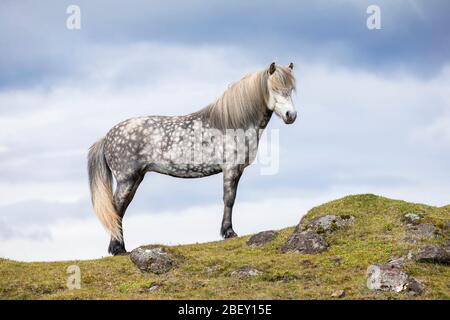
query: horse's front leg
[{"left": 220, "top": 165, "right": 244, "bottom": 238}]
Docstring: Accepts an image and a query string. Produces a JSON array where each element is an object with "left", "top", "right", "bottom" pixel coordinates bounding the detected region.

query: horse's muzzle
[{"left": 284, "top": 111, "right": 297, "bottom": 124}]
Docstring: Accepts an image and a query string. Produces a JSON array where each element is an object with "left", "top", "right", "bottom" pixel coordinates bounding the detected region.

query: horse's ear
[
  {"left": 288, "top": 62, "right": 294, "bottom": 70},
  {"left": 269, "top": 62, "right": 276, "bottom": 75}
]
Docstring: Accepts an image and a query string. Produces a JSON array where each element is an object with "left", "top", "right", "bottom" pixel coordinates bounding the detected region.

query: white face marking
[{"left": 267, "top": 89, "right": 296, "bottom": 124}]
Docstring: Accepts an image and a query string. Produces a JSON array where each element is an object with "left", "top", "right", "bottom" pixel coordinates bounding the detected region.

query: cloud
[
  {"left": 423, "top": 115, "right": 450, "bottom": 144},
  {"left": 0, "top": 217, "right": 51, "bottom": 241},
  {"left": 1, "top": 0, "right": 450, "bottom": 89}
]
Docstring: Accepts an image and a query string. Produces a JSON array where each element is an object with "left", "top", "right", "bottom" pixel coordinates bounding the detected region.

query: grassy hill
[{"left": 1, "top": 194, "right": 449, "bottom": 300}]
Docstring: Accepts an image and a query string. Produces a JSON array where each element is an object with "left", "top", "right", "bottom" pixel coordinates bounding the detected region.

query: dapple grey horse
[{"left": 88, "top": 62, "right": 297, "bottom": 255}]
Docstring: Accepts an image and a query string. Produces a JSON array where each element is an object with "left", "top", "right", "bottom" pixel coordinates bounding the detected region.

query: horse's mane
[{"left": 197, "top": 65, "right": 296, "bottom": 130}]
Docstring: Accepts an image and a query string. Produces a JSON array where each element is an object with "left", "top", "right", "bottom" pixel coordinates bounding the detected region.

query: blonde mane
[{"left": 199, "top": 65, "right": 296, "bottom": 130}]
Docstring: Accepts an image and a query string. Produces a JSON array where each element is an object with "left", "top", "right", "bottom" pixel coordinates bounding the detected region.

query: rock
[
  {"left": 415, "top": 245, "right": 450, "bottom": 265},
  {"left": 246, "top": 230, "right": 278, "bottom": 247},
  {"left": 405, "top": 278, "right": 425, "bottom": 296},
  {"left": 148, "top": 285, "right": 160, "bottom": 292},
  {"left": 404, "top": 223, "right": 437, "bottom": 242},
  {"left": 230, "top": 266, "right": 262, "bottom": 278},
  {"left": 303, "top": 215, "right": 355, "bottom": 234},
  {"left": 130, "top": 247, "right": 174, "bottom": 274},
  {"left": 366, "top": 264, "right": 423, "bottom": 294},
  {"left": 367, "top": 264, "right": 408, "bottom": 293},
  {"left": 402, "top": 213, "right": 423, "bottom": 225},
  {"left": 331, "top": 290, "right": 346, "bottom": 298},
  {"left": 281, "top": 230, "right": 328, "bottom": 254}
]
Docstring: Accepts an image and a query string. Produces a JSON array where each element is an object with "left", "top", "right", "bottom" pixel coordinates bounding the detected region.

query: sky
[{"left": 0, "top": 0, "right": 449, "bottom": 261}]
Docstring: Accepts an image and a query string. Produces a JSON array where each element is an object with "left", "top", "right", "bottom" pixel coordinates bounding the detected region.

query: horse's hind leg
[{"left": 108, "top": 174, "right": 144, "bottom": 255}]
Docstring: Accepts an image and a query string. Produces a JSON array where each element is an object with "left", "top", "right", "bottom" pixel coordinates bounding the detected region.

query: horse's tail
[{"left": 87, "top": 138, "right": 122, "bottom": 241}]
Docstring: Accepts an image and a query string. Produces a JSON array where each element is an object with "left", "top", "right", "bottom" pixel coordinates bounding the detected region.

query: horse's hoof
[
  {"left": 108, "top": 241, "right": 127, "bottom": 256},
  {"left": 223, "top": 229, "right": 238, "bottom": 239},
  {"left": 110, "top": 248, "right": 128, "bottom": 256}
]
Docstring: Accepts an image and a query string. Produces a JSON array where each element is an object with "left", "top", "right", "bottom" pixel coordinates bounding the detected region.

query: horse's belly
[{"left": 148, "top": 162, "right": 223, "bottom": 178}]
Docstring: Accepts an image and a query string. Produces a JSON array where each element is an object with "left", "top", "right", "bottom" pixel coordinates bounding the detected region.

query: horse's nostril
[{"left": 285, "top": 111, "right": 297, "bottom": 123}]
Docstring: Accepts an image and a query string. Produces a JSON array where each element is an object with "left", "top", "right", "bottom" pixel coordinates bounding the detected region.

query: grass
[{"left": 1, "top": 194, "right": 449, "bottom": 300}]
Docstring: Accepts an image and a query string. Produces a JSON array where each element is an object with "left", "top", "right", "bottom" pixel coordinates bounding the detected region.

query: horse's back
[{"left": 103, "top": 114, "right": 224, "bottom": 180}]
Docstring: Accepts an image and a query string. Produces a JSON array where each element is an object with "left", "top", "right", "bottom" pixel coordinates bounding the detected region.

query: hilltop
[{"left": 0, "top": 194, "right": 449, "bottom": 300}]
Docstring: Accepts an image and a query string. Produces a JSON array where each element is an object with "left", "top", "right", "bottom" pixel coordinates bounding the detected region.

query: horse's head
[{"left": 266, "top": 62, "right": 297, "bottom": 124}]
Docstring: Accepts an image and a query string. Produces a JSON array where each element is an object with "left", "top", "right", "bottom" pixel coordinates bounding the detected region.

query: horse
[{"left": 88, "top": 62, "right": 297, "bottom": 255}]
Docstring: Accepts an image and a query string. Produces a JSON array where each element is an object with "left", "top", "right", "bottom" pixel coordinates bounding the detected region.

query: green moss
[{"left": 0, "top": 194, "right": 449, "bottom": 300}]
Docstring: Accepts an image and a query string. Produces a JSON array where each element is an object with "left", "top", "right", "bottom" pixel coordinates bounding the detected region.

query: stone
[
  {"left": 405, "top": 278, "right": 425, "bottom": 296},
  {"left": 148, "top": 285, "right": 160, "bottom": 292},
  {"left": 367, "top": 264, "right": 408, "bottom": 293},
  {"left": 331, "top": 290, "right": 346, "bottom": 298},
  {"left": 230, "top": 266, "right": 262, "bottom": 278},
  {"left": 366, "top": 264, "right": 423, "bottom": 294},
  {"left": 402, "top": 213, "right": 422, "bottom": 225},
  {"left": 130, "top": 247, "right": 174, "bottom": 274},
  {"left": 303, "top": 215, "right": 355, "bottom": 234},
  {"left": 246, "top": 230, "right": 278, "bottom": 247},
  {"left": 281, "top": 230, "right": 328, "bottom": 254},
  {"left": 404, "top": 223, "right": 437, "bottom": 242},
  {"left": 415, "top": 245, "right": 450, "bottom": 265}
]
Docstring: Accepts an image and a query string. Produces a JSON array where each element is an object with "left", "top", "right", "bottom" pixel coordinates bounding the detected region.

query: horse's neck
[
  {"left": 244, "top": 108, "right": 273, "bottom": 146},
  {"left": 256, "top": 109, "right": 273, "bottom": 131}
]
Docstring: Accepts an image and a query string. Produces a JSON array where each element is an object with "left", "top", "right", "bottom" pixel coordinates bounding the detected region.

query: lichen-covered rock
[
  {"left": 366, "top": 264, "right": 424, "bottom": 295},
  {"left": 415, "top": 245, "right": 450, "bottom": 265},
  {"left": 230, "top": 266, "right": 262, "bottom": 278},
  {"left": 246, "top": 230, "right": 278, "bottom": 247},
  {"left": 405, "top": 278, "right": 425, "bottom": 296},
  {"left": 130, "top": 247, "right": 174, "bottom": 274},
  {"left": 404, "top": 223, "right": 437, "bottom": 243},
  {"left": 281, "top": 230, "right": 328, "bottom": 254},
  {"left": 302, "top": 215, "right": 355, "bottom": 234},
  {"left": 402, "top": 213, "right": 423, "bottom": 225}
]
